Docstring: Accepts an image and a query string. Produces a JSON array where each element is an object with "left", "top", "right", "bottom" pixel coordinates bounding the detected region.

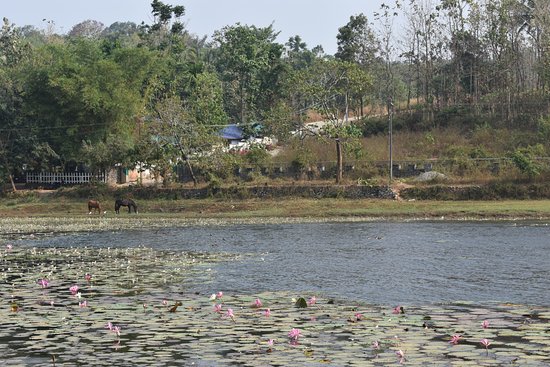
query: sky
[{"left": 3, "top": 0, "right": 390, "bottom": 55}]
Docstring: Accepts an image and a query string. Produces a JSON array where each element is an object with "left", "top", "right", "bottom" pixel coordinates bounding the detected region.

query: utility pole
[{"left": 388, "top": 96, "right": 394, "bottom": 184}]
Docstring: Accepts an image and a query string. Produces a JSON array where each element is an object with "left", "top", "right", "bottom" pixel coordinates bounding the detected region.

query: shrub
[{"left": 510, "top": 148, "right": 541, "bottom": 180}]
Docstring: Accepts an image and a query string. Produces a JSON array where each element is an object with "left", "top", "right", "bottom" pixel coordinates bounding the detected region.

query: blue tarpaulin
[{"left": 219, "top": 124, "right": 244, "bottom": 140}]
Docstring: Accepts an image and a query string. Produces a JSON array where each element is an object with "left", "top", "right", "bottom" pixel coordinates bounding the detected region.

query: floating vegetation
[{"left": 1, "top": 244, "right": 548, "bottom": 366}]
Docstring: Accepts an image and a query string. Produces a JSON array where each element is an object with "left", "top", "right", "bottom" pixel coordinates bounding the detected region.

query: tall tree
[
  {"left": 213, "top": 24, "right": 284, "bottom": 125},
  {"left": 336, "top": 13, "right": 379, "bottom": 66},
  {"left": 405, "top": 0, "right": 444, "bottom": 125},
  {"left": 336, "top": 13, "right": 379, "bottom": 117}
]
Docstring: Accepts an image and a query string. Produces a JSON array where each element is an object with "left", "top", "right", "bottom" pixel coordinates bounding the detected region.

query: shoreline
[{"left": 1, "top": 215, "right": 550, "bottom": 239}]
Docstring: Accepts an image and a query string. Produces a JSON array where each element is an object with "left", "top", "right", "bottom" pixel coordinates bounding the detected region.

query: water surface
[{"left": 21, "top": 221, "right": 550, "bottom": 306}]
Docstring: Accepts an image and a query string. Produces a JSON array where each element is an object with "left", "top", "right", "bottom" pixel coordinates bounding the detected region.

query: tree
[
  {"left": 140, "top": 0, "right": 187, "bottom": 52},
  {"left": 213, "top": 24, "right": 284, "bottom": 125},
  {"left": 294, "top": 59, "right": 372, "bottom": 183},
  {"left": 0, "top": 18, "right": 49, "bottom": 191},
  {"left": 20, "top": 39, "right": 157, "bottom": 167},
  {"left": 186, "top": 71, "right": 228, "bottom": 127},
  {"left": 151, "top": 95, "right": 222, "bottom": 186},
  {"left": 336, "top": 13, "right": 379, "bottom": 66},
  {"left": 404, "top": 0, "right": 444, "bottom": 125},
  {"left": 336, "top": 13, "right": 379, "bottom": 117},
  {"left": 68, "top": 20, "right": 105, "bottom": 39},
  {"left": 285, "top": 35, "right": 318, "bottom": 70}
]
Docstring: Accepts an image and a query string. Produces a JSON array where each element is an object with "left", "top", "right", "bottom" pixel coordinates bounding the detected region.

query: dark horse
[
  {"left": 88, "top": 200, "right": 101, "bottom": 214},
  {"left": 115, "top": 199, "right": 138, "bottom": 214}
]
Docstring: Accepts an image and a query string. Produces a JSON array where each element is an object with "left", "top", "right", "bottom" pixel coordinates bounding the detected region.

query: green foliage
[
  {"left": 291, "top": 148, "right": 314, "bottom": 172},
  {"left": 261, "top": 101, "right": 296, "bottom": 143},
  {"left": 442, "top": 145, "right": 475, "bottom": 176},
  {"left": 295, "top": 297, "right": 308, "bottom": 308},
  {"left": 537, "top": 116, "right": 550, "bottom": 143},
  {"left": 510, "top": 146, "right": 544, "bottom": 180},
  {"left": 284, "top": 35, "right": 318, "bottom": 70},
  {"left": 358, "top": 116, "right": 388, "bottom": 136},
  {"left": 187, "top": 71, "right": 228, "bottom": 127},
  {"left": 214, "top": 24, "right": 284, "bottom": 125},
  {"left": 18, "top": 39, "right": 155, "bottom": 162},
  {"left": 335, "top": 13, "right": 378, "bottom": 66},
  {"left": 244, "top": 146, "right": 270, "bottom": 167},
  {"left": 469, "top": 146, "right": 489, "bottom": 159}
]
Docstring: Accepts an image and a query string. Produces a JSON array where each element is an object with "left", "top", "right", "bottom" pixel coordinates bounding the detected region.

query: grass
[{"left": 2, "top": 194, "right": 550, "bottom": 220}]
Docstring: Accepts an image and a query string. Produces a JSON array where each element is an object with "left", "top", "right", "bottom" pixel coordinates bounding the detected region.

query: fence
[
  {"left": 176, "top": 157, "right": 550, "bottom": 183},
  {"left": 26, "top": 172, "right": 106, "bottom": 184}
]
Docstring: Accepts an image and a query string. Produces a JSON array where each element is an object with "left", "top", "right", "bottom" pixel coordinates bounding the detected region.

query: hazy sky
[{"left": 3, "top": 0, "right": 390, "bottom": 55}]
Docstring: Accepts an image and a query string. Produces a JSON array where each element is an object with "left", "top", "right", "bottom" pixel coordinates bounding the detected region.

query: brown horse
[
  {"left": 88, "top": 200, "right": 102, "bottom": 214},
  {"left": 115, "top": 199, "right": 138, "bottom": 214}
]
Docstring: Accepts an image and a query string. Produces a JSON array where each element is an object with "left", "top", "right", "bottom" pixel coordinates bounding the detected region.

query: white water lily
[{"left": 209, "top": 293, "right": 217, "bottom": 301}]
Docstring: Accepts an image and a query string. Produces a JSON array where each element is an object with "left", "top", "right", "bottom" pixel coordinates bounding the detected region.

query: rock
[{"left": 415, "top": 171, "right": 447, "bottom": 182}]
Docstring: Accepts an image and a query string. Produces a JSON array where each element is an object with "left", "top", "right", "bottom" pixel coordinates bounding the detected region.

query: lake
[{"left": 21, "top": 220, "right": 550, "bottom": 306}]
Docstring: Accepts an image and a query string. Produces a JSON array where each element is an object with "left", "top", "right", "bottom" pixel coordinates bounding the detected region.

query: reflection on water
[{"left": 20, "top": 221, "right": 550, "bottom": 306}]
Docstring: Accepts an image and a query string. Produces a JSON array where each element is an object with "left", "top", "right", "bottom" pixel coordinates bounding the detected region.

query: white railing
[{"left": 26, "top": 172, "right": 106, "bottom": 184}]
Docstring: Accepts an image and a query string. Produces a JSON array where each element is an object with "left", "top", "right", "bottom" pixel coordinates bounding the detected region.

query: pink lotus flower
[
  {"left": 263, "top": 308, "right": 271, "bottom": 317},
  {"left": 106, "top": 322, "right": 120, "bottom": 337},
  {"left": 85, "top": 273, "right": 92, "bottom": 282},
  {"left": 216, "top": 291, "right": 223, "bottom": 299},
  {"left": 392, "top": 305, "right": 403, "bottom": 314},
  {"left": 288, "top": 328, "right": 301, "bottom": 343},
  {"left": 113, "top": 326, "right": 121, "bottom": 337},
  {"left": 213, "top": 303, "right": 222, "bottom": 313},
  {"left": 253, "top": 298, "right": 262, "bottom": 308},
  {"left": 307, "top": 296, "right": 316, "bottom": 306},
  {"left": 162, "top": 299, "right": 168, "bottom": 306},
  {"left": 396, "top": 349, "right": 405, "bottom": 364},
  {"left": 482, "top": 320, "right": 489, "bottom": 329},
  {"left": 6, "top": 244, "right": 13, "bottom": 250},
  {"left": 69, "top": 285, "right": 79, "bottom": 295},
  {"left": 449, "top": 334, "right": 462, "bottom": 345},
  {"left": 267, "top": 338, "right": 274, "bottom": 352},
  {"left": 355, "top": 312, "right": 363, "bottom": 321},
  {"left": 225, "top": 308, "right": 235, "bottom": 321},
  {"left": 38, "top": 279, "right": 49, "bottom": 288},
  {"left": 79, "top": 300, "right": 88, "bottom": 308},
  {"left": 480, "top": 338, "right": 491, "bottom": 349}
]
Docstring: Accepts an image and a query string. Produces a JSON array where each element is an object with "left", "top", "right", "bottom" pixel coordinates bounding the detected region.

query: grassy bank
[{"left": 2, "top": 191, "right": 550, "bottom": 221}]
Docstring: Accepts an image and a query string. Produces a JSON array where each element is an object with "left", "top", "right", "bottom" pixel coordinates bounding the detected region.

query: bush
[{"left": 510, "top": 148, "right": 541, "bottom": 180}]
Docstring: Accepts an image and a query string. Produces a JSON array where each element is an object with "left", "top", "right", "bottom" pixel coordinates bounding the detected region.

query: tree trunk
[
  {"left": 185, "top": 158, "right": 198, "bottom": 187},
  {"left": 335, "top": 138, "right": 343, "bottom": 184},
  {"left": 9, "top": 174, "right": 17, "bottom": 192}
]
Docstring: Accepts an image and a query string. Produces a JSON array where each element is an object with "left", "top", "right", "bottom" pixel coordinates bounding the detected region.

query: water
[{"left": 19, "top": 221, "right": 550, "bottom": 306}]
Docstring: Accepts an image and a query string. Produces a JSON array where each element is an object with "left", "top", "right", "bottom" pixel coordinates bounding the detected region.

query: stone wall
[{"left": 119, "top": 185, "right": 396, "bottom": 200}]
